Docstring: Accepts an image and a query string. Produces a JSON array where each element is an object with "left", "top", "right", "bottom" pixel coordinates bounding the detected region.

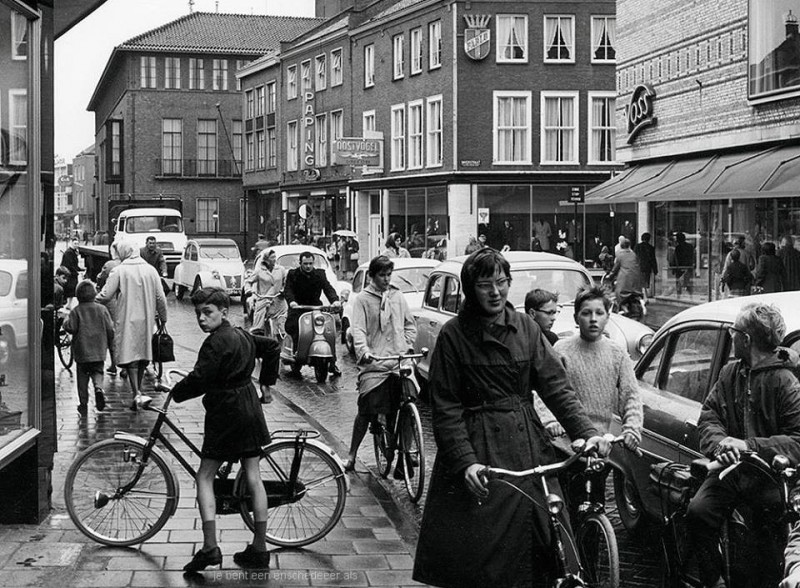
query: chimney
[{"left": 787, "top": 10, "right": 799, "bottom": 37}]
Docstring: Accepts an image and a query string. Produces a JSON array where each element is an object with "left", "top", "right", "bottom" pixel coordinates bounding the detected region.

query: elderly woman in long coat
[
  {"left": 412, "top": 248, "right": 608, "bottom": 588},
  {"left": 96, "top": 241, "right": 167, "bottom": 407}
]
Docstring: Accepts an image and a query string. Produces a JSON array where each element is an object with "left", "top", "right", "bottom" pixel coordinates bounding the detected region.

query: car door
[
  {"left": 13, "top": 270, "right": 28, "bottom": 347},
  {"left": 414, "top": 272, "right": 447, "bottom": 379}
]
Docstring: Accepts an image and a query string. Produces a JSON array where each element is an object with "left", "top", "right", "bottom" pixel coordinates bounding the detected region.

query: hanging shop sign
[
  {"left": 464, "top": 15, "right": 491, "bottom": 61},
  {"left": 626, "top": 84, "right": 657, "bottom": 144},
  {"left": 332, "top": 137, "right": 383, "bottom": 167},
  {"left": 478, "top": 208, "right": 490, "bottom": 225},
  {"left": 303, "top": 91, "right": 316, "bottom": 168}
]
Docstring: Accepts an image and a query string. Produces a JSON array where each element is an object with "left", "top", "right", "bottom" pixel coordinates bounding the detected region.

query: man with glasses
[
  {"left": 524, "top": 288, "right": 561, "bottom": 346},
  {"left": 686, "top": 303, "right": 800, "bottom": 588}
]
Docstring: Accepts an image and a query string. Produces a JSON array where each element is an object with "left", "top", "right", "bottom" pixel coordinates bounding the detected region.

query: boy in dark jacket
[
  {"left": 63, "top": 280, "right": 114, "bottom": 415},
  {"left": 686, "top": 302, "right": 800, "bottom": 588},
  {"left": 720, "top": 248, "right": 752, "bottom": 296},
  {"left": 168, "top": 287, "right": 280, "bottom": 573}
]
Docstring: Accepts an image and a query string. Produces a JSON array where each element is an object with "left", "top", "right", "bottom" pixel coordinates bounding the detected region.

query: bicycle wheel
[
  {"left": 577, "top": 513, "right": 620, "bottom": 588},
  {"left": 57, "top": 327, "right": 74, "bottom": 369},
  {"left": 237, "top": 440, "right": 347, "bottom": 547},
  {"left": 399, "top": 402, "right": 426, "bottom": 503},
  {"left": 64, "top": 438, "right": 177, "bottom": 547},
  {"left": 373, "top": 423, "right": 392, "bottom": 479}
]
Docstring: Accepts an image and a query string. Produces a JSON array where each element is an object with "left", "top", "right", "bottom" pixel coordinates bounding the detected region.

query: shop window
[
  {"left": 591, "top": 16, "right": 616, "bottom": 62},
  {"left": 389, "top": 187, "right": 448, "bottom": 259},
  {"left": 212, "top": 59, "right": 228, "bottom": 91},
  {"left": 287, "top": 65, "right": 297, "bottom": 99},
  {"left": 429, "top": 20, "right": 442, "bottom": 69},
  {"left": 316, "top": 54, "right": 327, "bottom": 90},
  {"left": 544, "top": 15, "right": 574, "bottom": 63},
  {"left": 189, "top": 58, "right": 205, "bottom": 89},
  {"left": 411, "top": 28, "right": 423, "bottom": 74},
  {"left": 497, "top": 15, "right": 528, "bottom": 63},
  {"left": 331, "top": 48, "right": 343, "bottom": 87},
  {"left": 588, "top": 93, "right": 616, "bottom": 163},
  {"left": 493, "top": 91, "right": 531, "bottom": 164},
  {"left": 541, "top": 92, "right": 578, "bottom": 164}
]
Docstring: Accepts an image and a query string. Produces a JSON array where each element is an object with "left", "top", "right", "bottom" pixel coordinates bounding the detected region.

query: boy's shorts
[{"left": 77, "top": 361, "right": 104, "bottom": 376}]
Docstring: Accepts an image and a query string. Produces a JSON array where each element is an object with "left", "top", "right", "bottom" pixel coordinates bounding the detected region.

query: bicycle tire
[
  {"left": 57, "top": 327, "right": 74, "bottom": 369},
  {"left": 237, "top": 440, "right": 347, "bottom": 547},
  {"left": 577, "top": 513, "right": 620, "bottom": 588},
  {"left": 373, "top": 423, "right": 393, "bottom": 479},
  {"left": 400, "top": 403, "right": 426, "bottom": 503},
  {"left": 64, "top": 438, "right": 177, "bottom": 547}
]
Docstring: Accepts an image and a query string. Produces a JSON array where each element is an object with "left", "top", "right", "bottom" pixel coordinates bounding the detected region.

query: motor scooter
[{"left": 280, "top": 304, "right": 339, "bottom": 383}]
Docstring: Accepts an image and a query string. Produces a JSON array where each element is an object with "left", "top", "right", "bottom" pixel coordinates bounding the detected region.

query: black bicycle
[
  {"left": 56, "top": 311, "right": 74, "bottom": 369},
  {"left": 64, "top": 370, "right": 349, "bottom": 547}
]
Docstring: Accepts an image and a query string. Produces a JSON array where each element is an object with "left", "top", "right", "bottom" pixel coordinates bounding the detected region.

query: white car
[
  {"left": 341, "top": 257, "right": 441, "bottom": 353},
  {"left": 243, "top": 244, "right": 351, "bottom": 321},
  {"left": 173, "top": 238, "right": 244, "bottom": 300},
  {"left": 0, "top": 260, "right": 28, "bottom": 358}
]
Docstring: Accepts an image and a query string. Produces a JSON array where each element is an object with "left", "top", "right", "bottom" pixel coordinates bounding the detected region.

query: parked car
[
  {"left": 242, "top": 244, "right": 350, "bottom": 323},
  {"left": 341, "top": 257, "right": 440, "bottom": 353},
  {"left": 412, "top": 251, "right": 655, "bottom": 382},
  {"left": 0, "top": 260, "right": 28, "bottom": 360},
  {"left": 610, "top": 292, "right": 800, "bottom": 535},
  {"left": 173, "top": 238, "right": 244, "bottom": 300}
]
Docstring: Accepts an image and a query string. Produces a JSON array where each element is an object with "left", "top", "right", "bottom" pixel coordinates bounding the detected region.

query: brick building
[
  {"left": 241, "top": 0, "right": 621, "bottom": 262},
  {"left": 87, "top": 12, "right": 322, "bottom": 251},
  {"left": 72, "top": 144, "right": 96, "bottom": 238},
  {"left": 587, "top": 0, "right": 800, "bottom": 304}
]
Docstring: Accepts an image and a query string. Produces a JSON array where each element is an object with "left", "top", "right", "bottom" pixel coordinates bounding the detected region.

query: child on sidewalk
[
  {"left": 169, "top": 287, "right": 280, "bottom": 573},
  {"left": 63, "top": 280, "right": 115, "bottom": 415}
]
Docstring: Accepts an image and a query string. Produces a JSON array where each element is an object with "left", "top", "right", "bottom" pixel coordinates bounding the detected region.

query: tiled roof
[
  {"left": 119, "top": 12, "right": 324, "bottom": 55},
  {"left": 367, "top": 0, "right": 426, "bottom": 23}
]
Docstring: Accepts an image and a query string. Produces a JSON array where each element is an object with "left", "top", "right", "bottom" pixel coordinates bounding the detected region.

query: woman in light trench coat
[{"left": 96, "top": 240, "right": 167, "bottom": 409}]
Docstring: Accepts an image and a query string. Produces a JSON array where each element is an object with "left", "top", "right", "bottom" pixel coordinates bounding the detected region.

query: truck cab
[{"left": 112, "top": 208, "right": 187, "bottom": 275}]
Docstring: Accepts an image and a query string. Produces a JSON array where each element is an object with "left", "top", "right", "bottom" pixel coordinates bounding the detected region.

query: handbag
[
  {"left": 152, "top": 323, "right": 175, "bottom": 363},
  {"left": 349, "top": 251, "right": 359, "bottom": 261}
]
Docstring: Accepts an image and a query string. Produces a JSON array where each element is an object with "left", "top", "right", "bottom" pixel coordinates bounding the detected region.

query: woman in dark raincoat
[{"left": 412, "top": 248, "right": 609, "bottom": 588}]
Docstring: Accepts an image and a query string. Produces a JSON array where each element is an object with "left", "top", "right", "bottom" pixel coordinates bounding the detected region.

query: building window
[
  {"left": 497, "top": 15, "right": 528, "bottom": 62},
  {"left": 393, "top": 34, "right": 405, "bottom": 80},
  {"left": 429, "top": 20, "right": 442, "bottom": 69},
  {"left": 544, "top": 16, "right": 575, "bottom": 62},
  {"left": 212, "top": 59, "right": 228, "bottom": 90},
  {"left": 11, "top": 11, "right": 27, "bottom": 60},
  {"left": 8, "top": 89, "right": 26, "bottom": 165},
  {"left": 331, "top": 109, "right": 344, "bottom": 142},
  {"left": 165, "top": 57, "right": 181, "bottom": 89},
  {"left": 315, "top": 54, "right": 327, "bottom": 90},
  {"left": 197, "top": 119, "right": 217, "bottom": 175},
  {"left": 266, "top": 81, "right": 276, "bottom": 113},
  {"left": 140, "top": 56, "right": 156, "bottom": 88},
  {"left": 197, "top": 198, "right": 219, "bottom": 233},
  {"left": 255, "top": 85, "right": 264, "bottom": 117},
  {"left": 408, "top": 100, "right": 423, "bottom": 169},
  {"left": 246, "top": 89, "right": 255, "bottom": 119},
  {"left": 426, "top": 95, "right": 443, "bottom": 167},
  {"left": 161, "top": 118, "right": 183, "bottom": 175},
  {"left": 363, "top": 110, "right": 376, "bottom": 133},
  {"left": 108, "top": 119, "right": 122, "bottom": 177},
  {"left": 493, "top": 91, "right": 531, "bottom": 164},
  {"left": 749, "top": 1, "right": 800, "bottom": 99},
  {"left": 235, "top": 60, "right": 249, "bottom": 91},
  {"left": 591, "top": 16, "right": 616, "bottom": 63},
  {"left": 364, "top": 44, "right": 375, "bottom": 87},
  {"left": 391, "top": 104, "right": 406, "bottom": 171},
  {"left": 287, "top": 65, "right": 297, "bottom": 99},
  {"left": 301, "top": 60, "right": 312, "bottom": 94},
  {"left": 588, "top": 93, "right": 616, "bottom": 163},
  {"left": 267, "top": 128, "right": 276, "bottom": 167},
  {"left": 316, "top": 113, "right": 328, "bottom": 166},
  {"left": 331, "top": 48, "right": 343, "bottom": 86},
  {"left": 541, "top": 92, "right": 578, "bottom": 164},
  {"left": 246, "top": 132, "right": 255, "bottom": 171},
  {"left": 287, "top": 120, "right": 298, "bottom": 171},
  {"left": 410, "top": 28, "right": 423, "bottom": 74},
  {"left": 189, "top": 58, "right": 205, "bottom": 89},
  {"left": 232, "top": 120, "right": 242, "bottom": 168},
  {"left": 256, "top": 130, "right": 265, "bottom": 169}
]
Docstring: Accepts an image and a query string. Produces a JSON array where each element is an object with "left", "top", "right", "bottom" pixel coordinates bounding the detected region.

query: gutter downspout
[{"left": 451, "top": 2, "right": 457, "bottom": 171}]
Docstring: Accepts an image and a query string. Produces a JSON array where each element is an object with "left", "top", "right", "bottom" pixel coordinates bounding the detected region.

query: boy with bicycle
[
  {"left": 171, "top": 287, "right": 280, "bottom": 572},
  {"left": 343, "top": 255, "right": 417, "bottom": 478}
]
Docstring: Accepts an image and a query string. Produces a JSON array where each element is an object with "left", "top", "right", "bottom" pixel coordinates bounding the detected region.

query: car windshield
[
  {"left": 200, "top": 245, "right": 240, "bottom": 260},
  {"left": 507, "top": 268, "right": 592, "bottom": 307},
  {"left": 390, "top": 268, "right": 432, "bottom": 293},
  {"left": 125, "top": 216, "right": 184, "bottom": 233},
  {"left": 0, "top": 271, "right": 11, "bottom": 297},
  {"left": 276, "top": 253, "right": 328, "bottom": 270}
]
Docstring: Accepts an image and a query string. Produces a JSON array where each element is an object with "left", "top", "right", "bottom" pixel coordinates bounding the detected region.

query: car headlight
[
  {"left": 212, "top": 270, "right": 221, "bottom": 280},
  {"left": 636, "top": 333, "right": 654, "bottom": 356}
]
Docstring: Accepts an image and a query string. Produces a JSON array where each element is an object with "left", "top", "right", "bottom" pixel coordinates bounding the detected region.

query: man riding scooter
[{"left": 284, "top": 251, "right": 342, "bottom": 379}]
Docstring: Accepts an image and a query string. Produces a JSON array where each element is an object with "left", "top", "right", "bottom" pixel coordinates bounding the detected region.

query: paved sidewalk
[{"left": 0, "top": 349, "right": 422, "bottom": 587}]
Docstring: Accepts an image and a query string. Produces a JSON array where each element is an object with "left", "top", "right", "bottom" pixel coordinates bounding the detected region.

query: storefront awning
[{"left": 585, "top": 144, "right": 800, "bottom": 204}]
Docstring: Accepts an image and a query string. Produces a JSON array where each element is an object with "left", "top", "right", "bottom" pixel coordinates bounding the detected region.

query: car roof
[
  {"left": 434, "top": 250, "right": 590, "bottom": 275},
  {"left": 355, "top": 258, "right": 440, "bottom": 271},
  {"left": 192, "top": 238, "right": 239, "bottom": 247},
  {"left": 258, "top": 244, "right": 328, "bottom": 257},
  {"left": 0, "top": 260, "right": 27, "bottom": 273},
  {"left": 660, "top": 292, "right": 800, "bottom": 333},
  {"left": 119, "top": 208, "right": 181, "bottom": 216}
]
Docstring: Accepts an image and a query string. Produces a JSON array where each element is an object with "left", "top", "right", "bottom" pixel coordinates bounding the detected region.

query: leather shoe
[
  {"left": 329, "top": 364, "right": 342, "bottom": 378},
  {"left": 343, "top": 458, "right": 356, "bottom": 472},
  {"left": 233, "top": 544, "right": 270, "bottom": 568},
  {"left": 183, "top": 546, "right": 222, "bottom": 572}
]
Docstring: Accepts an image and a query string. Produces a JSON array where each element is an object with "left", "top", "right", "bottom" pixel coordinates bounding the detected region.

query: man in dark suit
[{"left": 284, "top": 251, "right": 342, "bottom": 377}]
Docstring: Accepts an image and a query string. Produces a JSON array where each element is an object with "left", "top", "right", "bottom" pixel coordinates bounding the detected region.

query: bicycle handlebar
[
  {"left": 290, "top": 304, "right": 342, "bottom": 313},
  {"left": 369, "top": 348, "right": 429, "bottom": 362}
]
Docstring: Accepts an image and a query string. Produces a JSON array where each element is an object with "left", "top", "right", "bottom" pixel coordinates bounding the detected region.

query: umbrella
[{"left": 333, "top": 230, "right": 357, "bottom": 238}]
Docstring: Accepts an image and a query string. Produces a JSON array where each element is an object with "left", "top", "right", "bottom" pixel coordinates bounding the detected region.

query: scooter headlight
[{"left": 313, "top": 315, "right": 325, "bottom": 327}]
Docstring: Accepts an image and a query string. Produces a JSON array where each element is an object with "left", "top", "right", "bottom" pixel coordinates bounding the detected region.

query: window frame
[
  {"left": 287, "top": 65, "right": 298, "bottom": 99},
  {"left": 255, "top": 85, "right": 265, "bottom": 117},
  {"left": 543, "top": 15, "right": 576, "bottom": 64},
  {"left": 266, "top": 81, "right": 276, "bottom": 113},
  {"left": 362, "top": 109, "right": 376, "bottom": 133},
  {"left": 161, "top": 117, "right": 183, "bottom": 176},
  {"left": 426, "top": 95, "right": 443, "bottom": 168},
  {"left": 407, "top": 99, "right": 423, "bottom": 170},
  {"left": 429, "top": 20, "right": 442, "bottom": 69},
  {"left": 256, "top": 129, "right": 265, "bottom": 169},
  {"left": 391, "top": 103, "right": 406, "bottom": 171},
  {"left": 246, "top": 132, "right": 255, "bottom": 171},
  {"left": 410, "top": 27, "right": 423, "bottom": 74},
  {"left": 287, "top": 120, "right": 299, "bottom": 171},
  {"left": 300, "top": 59, "right": 312, "bottom": 95},
  {"left": 196, "top": 197, "right": 220, "bottom": 234},
  {"left": 364, "top": 44, "right": 375, "bottom": 88},
  {"left": 11, "top": 10, "right": 27, "bottom": 60},
  {"left": 393, "top": 34, "right": 405, "bottom": 80},
  {"left": 590, "top": 16, "right": 616, "bottom": 64},
  {"left": 331, "top": 48, "right": 343, "bottom": 87},
  {"left": 315, "top": 53, "right": 327, "bottom": 90},
  {"left": 492, "top": 90, "right": 532, "bottom": 165},
  {"left": 267, "top": 127, "right": 276, "bottom": 168},
  {"left": 315, "top": 113, "right": 328, "bottom": 167},
  {"left": 232, "top": 119, "right": 242, "bottom": 167},
  {"left": 164, "top": 57, "right": 181, "bottom": 89},
  {"left": 245, "top": 89, "right": 255, "bottom": 119},
  {"left": 197, "top": 119, "right": 218, "bottom": 176},
  {"left": 189, "top": 58, "right": 205, "bottom": 89},
  {"left": 587, "top": 91, "right": 616, "bottom": 165},
  {"left": 496, "top": 14, "right": 529, "bottom": 64},
  {"left": 140, "top": 56, "right": 156, "bottom": 88},
  {"left": 540, "top": 90, "right": 579, "bottom": 165},
  {"left": 212, "top": 59, "right": 229, "bottom": 90}
]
